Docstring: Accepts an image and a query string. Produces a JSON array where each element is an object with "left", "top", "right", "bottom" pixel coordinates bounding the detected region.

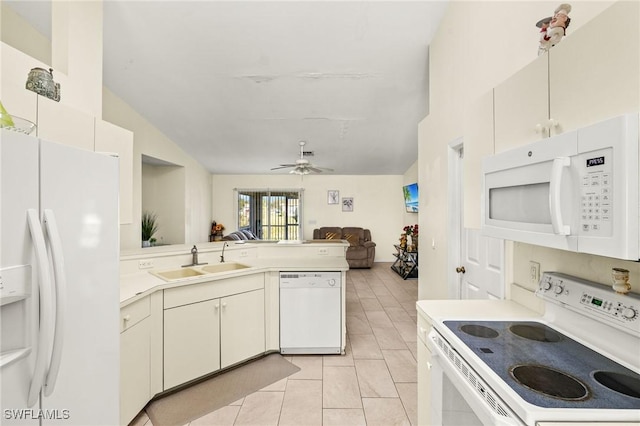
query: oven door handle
[{"left": 427, "top": 330, "right": 524, "bottom": 426}]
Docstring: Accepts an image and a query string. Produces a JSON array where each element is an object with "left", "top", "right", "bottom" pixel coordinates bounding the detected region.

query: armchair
[{"left": 313, "top": 227, "right": 376, "bottom": 268}]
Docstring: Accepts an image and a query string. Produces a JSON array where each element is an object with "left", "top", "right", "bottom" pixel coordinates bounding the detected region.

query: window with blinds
[{"left": 236, "top": 189, "right": 302, "bottom": 240}]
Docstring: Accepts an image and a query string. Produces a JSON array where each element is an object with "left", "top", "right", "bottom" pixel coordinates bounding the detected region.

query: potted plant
[{"left": 141, "top": 211, "right": 158, "bottom": 247}]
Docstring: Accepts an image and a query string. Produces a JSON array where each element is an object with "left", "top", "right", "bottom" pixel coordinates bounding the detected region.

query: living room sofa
[
  {"left": 313, "top": 227, "right": 376, "bottom": 268},
  {"left": 222, "top": 230, "right": 260, "bottom": 241}
]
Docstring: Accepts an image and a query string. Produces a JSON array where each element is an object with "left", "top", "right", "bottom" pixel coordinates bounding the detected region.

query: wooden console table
[{"left": 391, "top": 245, "right": 418, "bottom": 279}]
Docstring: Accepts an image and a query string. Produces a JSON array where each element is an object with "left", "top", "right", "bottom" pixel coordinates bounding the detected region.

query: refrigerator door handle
[
  {"left": 42, "top": 209, "right": 66, "bottom": 396},
  {"left": 26, "top": 209, "right": 55, "bottom": 407}
]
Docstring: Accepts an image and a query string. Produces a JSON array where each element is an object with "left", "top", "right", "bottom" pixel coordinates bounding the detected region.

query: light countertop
[
  {"left": 120, "top": 256, "right": 349, "bottom": 306},
  {"left": 417, "top": 299, "right": 541, "bottom": 324}
]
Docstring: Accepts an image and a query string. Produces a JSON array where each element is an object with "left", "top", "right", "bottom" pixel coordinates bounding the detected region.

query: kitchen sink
[
  {"left": 201, "top": 263, "right": 250, "bottom": 273},
  {"left": 152, "top": 268, "right": 205, "bottom": 281}
]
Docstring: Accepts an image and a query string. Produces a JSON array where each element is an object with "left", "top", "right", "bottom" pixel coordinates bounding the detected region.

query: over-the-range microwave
[{"left": 482, "top": 113, "right": 639, "bottom": 260}]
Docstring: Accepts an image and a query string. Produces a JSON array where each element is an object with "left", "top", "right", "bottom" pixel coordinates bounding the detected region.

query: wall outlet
[
  {"left": 529, "top": 261, "right": 540, "bottom": 286},
  {"left": 318, "top": 248, "right": 329, "bottom": 255},
  {"left": 138, "top": 259, "right": 154, "bottom": 269}
]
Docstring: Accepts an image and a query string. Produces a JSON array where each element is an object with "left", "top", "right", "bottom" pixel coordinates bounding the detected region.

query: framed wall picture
[
  {"left": 327, "top": 190, "right": 339, "bottom": 205},
  {"left": 342, "top": 197, "right": 354, "bottom": 212}
]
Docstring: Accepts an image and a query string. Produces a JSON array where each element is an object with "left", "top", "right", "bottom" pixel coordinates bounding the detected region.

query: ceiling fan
[{"left": 271, "top": 141, "right": 334, "bottom": 175}]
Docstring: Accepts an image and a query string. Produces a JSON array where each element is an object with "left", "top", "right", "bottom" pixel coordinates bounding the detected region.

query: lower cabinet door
[
  {"left": 120, "top": 319, "right": 151, "bottom": 426},
  {"left": 220, "top": 289, "right": 265, "bottom": 369},
  {"left": 164, "top": 298, "right": 221, "bottom": 389}
]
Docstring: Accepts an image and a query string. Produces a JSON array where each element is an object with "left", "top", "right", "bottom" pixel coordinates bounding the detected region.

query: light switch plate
[{"left": 529, "top": 261, "right": 540, "bottom": 286}]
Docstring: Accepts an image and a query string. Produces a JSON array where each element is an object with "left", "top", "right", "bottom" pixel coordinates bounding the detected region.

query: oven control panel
[{"left": 537, "top": 272, "right": 640, "bottom": 335}]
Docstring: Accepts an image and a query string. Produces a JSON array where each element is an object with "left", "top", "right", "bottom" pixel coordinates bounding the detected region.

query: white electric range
[{"left": 422, "top": 272, "right": 640, "bottom": 425}]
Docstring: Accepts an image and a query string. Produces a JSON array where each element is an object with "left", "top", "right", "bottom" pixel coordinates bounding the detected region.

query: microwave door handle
[{"left": 550, "top": 157, "right": 571, "bottom": 235}]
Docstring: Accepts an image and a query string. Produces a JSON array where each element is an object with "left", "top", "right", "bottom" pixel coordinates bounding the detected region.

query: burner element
[
  {"left": 593, "top": 371, "right": 640, "bottom": 399},
  {"left": 510, "top": 365, "right": 590, "bottom": 401},
  {"left": 509, "top": 323, "right": 562, "bottom": 342},
  {"left": 459, "top": 324, "right": 499, "bottom": 338}
]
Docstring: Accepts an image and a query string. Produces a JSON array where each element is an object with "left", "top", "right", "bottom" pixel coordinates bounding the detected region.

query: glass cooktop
[{"left": 444, "top": 320, "right": 640, "bottom": 409}]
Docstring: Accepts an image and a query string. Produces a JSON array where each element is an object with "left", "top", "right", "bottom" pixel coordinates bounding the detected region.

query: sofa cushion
[
  {"left": 342, "top": 227, "right": 365, "bottom": 243},
  {"left": 343, "top": 233, "right": 359, "bottom": 246},
  {"left": 239, "top": 229, "right": 257, "bottom": 240},
  {"left": 317, "top": 227, "right": 343, "bottom": 240},
  {"left": 222, "top": 233, "right": 241, "bottom": 241}
]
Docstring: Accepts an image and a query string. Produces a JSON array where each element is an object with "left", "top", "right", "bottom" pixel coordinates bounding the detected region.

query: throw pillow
[
  {"left": 344, "top": 233, "right": 359, "bottom": 246},
  {"left": 325, "top": 232, "right": 339, "bottom": 240}
]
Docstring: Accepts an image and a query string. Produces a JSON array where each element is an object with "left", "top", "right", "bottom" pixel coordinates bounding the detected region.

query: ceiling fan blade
[
  {"left": 309, "top": 165, "right": 334, "bottom": 172},
  {"left": 270, "top": 164, "right": 296, "bottom": 170}
]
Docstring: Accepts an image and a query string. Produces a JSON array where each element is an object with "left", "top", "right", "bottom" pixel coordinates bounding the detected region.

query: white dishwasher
[{"left": 280, "top": 271, "right": 342, "bottom": 354}]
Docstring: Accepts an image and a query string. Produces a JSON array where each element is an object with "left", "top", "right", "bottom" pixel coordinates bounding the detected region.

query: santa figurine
[{"left": 538, "top": 3, "right": 572, "bottom": 55}]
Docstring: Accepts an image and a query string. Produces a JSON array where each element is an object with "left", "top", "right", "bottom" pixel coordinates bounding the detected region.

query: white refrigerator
[{"left": 0, "top": 129, "right": 120, "bottom": 425}]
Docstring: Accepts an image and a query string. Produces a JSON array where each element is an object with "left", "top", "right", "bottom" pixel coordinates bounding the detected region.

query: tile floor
[{"left": 131, "top": 262, "right": 419, "bottom": 426}]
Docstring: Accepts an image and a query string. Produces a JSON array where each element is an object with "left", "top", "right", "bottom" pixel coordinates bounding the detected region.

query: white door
[
  {"left": 39, "top": 140, "right": 120, "bottom": 425},
  {"left": 0, "top": 130, "right": 40, "bottom": 426},
  {"left": 448, "top": 137, "right": 505, "bottom": 300},
  {"left": 460, "top": 229, "right": 505, "bottom": 300},
  {"left": 220, "top": 289, "right": 265, "bottom": 368}
]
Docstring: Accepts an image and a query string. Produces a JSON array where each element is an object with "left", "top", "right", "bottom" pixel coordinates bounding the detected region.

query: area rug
[{"left": 145, "top": 353, "right": 300, "bottom": 426}]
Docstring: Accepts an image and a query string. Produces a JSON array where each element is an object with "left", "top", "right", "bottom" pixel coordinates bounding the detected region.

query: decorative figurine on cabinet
[
  {"left": 536, "top": 16, "right": 552, "bottom": 56},
  {"left": 537, "top": 3, "right": 572, "bottom": 55}
]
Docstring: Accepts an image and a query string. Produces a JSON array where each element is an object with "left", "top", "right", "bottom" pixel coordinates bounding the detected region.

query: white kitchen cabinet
[
  {"left": 549, "top": 0, "right": 639, "bottom": 134},
  {"left": 164, "top": 298, "right": 221, "bottom": 389},
  {"left": 0, "top": 43, "right": 38, "bottom": 124},
  {"left": 94, "top": 118, "right": 134, "bottom": 224},
  {"left": 417, "top": 313, "right": 432, "bottom": 426},
  {"left": 463, "top": 89, "right": 494, "bottom": 229},
  {"left": 36, "top": 96, "right": 95, "bottom": 151},
  {"left": 162, "top": 274, "right": 266, "bottom": 391},
  {"left": 493, "top": 53, "right": 549, "bottom": 153},
  {"left": 220, "top": 289, "right": 265, "bottom": 368},
  {"left": 120, "top": 297, "right": 151, "bottom": 426},
  {"left": 493, "top": 2, "right": 639, "bottom": 155}
]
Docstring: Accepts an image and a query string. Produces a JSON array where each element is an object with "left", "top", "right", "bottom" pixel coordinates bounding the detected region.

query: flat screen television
[{"left": 403, "top": 183, "right": 418, "bottom": 213}]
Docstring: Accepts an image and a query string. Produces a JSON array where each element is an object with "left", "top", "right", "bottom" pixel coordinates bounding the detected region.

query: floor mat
[{"left": 145, "top": 353, "right": 300, "bottom": 426}]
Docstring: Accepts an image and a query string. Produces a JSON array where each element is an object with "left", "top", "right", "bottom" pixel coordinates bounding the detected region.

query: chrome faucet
[
  {"left": 182, "top": 245, "right": 207, "bottom": 267},
  {"left": 220, "top": 242, "right": 228, "bottom": 263}
]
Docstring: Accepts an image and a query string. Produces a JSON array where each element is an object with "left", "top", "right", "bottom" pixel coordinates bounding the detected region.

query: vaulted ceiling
[{"left": 7, "top": 1, "right": 448, "bottom": 175}]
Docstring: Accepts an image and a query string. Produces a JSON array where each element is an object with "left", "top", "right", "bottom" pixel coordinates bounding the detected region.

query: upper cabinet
[
  {"left": 95, "top": 119, "right": 134, "bottom": 224},
  {"left": 494, "top": 54, "right": 550, "bottom": 153},
  {"left": 549, "top": 0, "right": 640, "bottom": 133},
  {"left": 494, "top": 1, "right": 639, "bottom": 154},
  {"left": 465, "top": 1, "right": 639, "bottom": 228}
]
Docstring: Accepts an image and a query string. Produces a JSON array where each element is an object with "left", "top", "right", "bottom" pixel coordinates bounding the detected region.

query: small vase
[
  {"left": 411, "top": 236, "right": 418, "bottom": 251},
  {"left": 612, "top": 267, "right": 631, "bottom": 294},
  {"left": 142, "top": 240, "right": 151, "bottom": 248}
]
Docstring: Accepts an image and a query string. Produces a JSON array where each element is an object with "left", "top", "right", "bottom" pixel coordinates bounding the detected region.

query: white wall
[
  {"left": 212, "top": 174, "right": 406, "bottom": 262},
  {"left": 103, "top": 88, "right": 212, "bottom": 251},
  {"left": 419, "top": 1, "right": 616, "bottom": 301}
]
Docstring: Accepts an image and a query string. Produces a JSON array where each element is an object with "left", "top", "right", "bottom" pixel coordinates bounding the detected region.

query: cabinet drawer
[
  {"left": 120, "top": 296, "right": 150, "bottom": 332},
  {"left": 417, "top": 312, "right": 431, "bottom": 346},
  {"left": 164, "top": 273, "right": 264, "bottom": 309}
]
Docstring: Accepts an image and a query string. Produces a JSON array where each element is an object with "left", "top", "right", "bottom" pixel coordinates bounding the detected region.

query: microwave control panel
[{"left": 578, "top": 147, "right": 613, "bottom": 237}]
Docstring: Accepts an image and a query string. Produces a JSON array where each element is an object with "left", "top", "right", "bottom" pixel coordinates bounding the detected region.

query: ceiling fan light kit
[{"left": 271, "top": 141, "right": 334, "bottom": 175}]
